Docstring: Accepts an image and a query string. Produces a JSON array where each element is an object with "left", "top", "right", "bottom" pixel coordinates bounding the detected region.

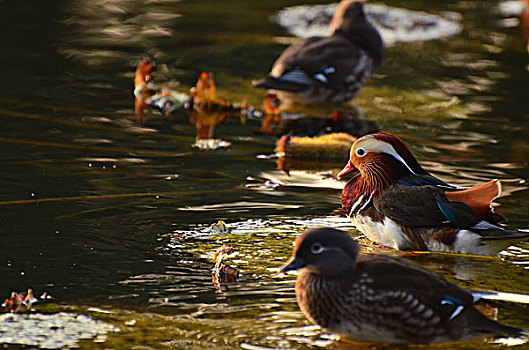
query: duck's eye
[
  {"left": 310, "top": 242, "right": 324, "bottom": 254},
  {"left": 356, "top": 148, "right": 366, "bottom": 157}
]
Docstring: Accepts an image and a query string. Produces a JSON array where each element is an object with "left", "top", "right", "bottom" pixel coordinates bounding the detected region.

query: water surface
[{"left": 1, "top": 0, "right": 529, "bottom": 348}]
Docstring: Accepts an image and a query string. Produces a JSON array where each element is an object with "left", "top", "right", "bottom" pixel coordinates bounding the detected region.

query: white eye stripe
[
  {"left": 382, "top": 147, "right": 417, "bottom": 175},
  {"left": 353, "top": 138, "right": 418, "bottom": 175},
  {"left": 310, "top": 242, "right": 325, "bottom": 254}
]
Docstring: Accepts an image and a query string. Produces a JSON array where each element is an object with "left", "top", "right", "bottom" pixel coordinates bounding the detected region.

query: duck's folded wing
[
  {"left": 373, "top": 184, "right": 475, "bottom": 228},
  {"left": 355, "top": 255, "right": 474, "bottom": 329},
  {"left": 258, "top": 36, "right": 371, "bottom": 91}
]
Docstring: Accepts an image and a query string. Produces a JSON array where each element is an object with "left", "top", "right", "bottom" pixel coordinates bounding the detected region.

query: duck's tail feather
[
  {"left": 466, "top": 307, "right": 526, "bottom": 337},
  {"left": 470, "top": 289, "right": 529, "bottom": 304}
]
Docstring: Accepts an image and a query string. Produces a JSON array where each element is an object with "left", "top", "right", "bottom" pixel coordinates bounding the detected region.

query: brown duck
[
  {"left": 254, "top": 0, "right": 384, "bottom": 106},
  {"left": 281, "top": 228, "right": 526, "bottom": 344}
]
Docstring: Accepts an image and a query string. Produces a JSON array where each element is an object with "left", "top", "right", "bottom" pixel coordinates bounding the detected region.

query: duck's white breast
[{"left": 350, "top": 215, "right": 413, "bottom": 249}]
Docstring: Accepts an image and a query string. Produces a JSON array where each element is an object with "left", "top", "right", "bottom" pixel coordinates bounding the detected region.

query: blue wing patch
[
  {"left": 398, "top": 178, "right": 437, "bottom": 187},
  {"left": 278, "top": 69, "right": 314, "bottom": 86},
  {"left": 441, "top": 295, "right": 466, "bottom": 320},
  {"left": 437, "top": 200, "right": 460, "bottom": 225}
]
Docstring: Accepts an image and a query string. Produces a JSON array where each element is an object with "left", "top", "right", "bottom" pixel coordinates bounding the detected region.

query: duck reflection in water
[
  {"left": 260, "top": 93, "right": 377, "bottom": 138},
  {"left": 189, "top": 72, "right": 247, "bottom": 150},
  {"left": 260, "top": 93, "right": 378, "bottom": 173},
  {"left": 189, "top": 108, "right": 230, "bottom": 149},
  {"left": 133, "top": 59, "right": 188, "bottom": 125},
  {"left": 211, "top": 245, "right": 239, "bottom": 299}
]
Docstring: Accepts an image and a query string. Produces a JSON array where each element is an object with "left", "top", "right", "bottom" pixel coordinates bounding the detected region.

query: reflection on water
[
  {"left": 1, "top": 0, "right": 529, "bottom": 348},
  {"left": 259, "top": 94, "right": 378, "bottom": 137},
  {"left": 58, "top": 0, "right": 182, "bottom": 66}
]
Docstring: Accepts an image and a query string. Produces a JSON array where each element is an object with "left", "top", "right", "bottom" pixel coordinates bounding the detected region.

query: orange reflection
[
  {"left": 261, "top": 93, "right": 281, "bottom": 134},
  {"left": 190, "top": 109, "right": 228, "bottom": 140}
]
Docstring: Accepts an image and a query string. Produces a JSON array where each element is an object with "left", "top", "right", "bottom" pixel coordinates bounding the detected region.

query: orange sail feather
[{"left": 445, "top": 180, "right": 501, "bottom": 223}]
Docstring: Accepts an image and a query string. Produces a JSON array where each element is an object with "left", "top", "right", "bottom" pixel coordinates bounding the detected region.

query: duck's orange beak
[{"left": 337, "top": 160, "right": 356, "bottom": 179}]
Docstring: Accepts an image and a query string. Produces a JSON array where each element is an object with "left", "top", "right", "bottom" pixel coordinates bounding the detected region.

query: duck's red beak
[{"left": 337, "top": 160, "right": 356, "bottom": 179}]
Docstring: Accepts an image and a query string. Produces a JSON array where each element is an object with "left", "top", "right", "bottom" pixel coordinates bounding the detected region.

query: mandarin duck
[
  {"left": 253, "top": 0, "right": 384, "bottom": 106},
  {"left": 133, "top": 59, "right": 188, "bottom": 119},
  {"left": 134, "top": 59, "right": 158, "bottom": 118},
  {"left": 281, "top": 228, "right": 526, "bottom": 344},
  {"left": 337, "top": 132, "right": 529, "bottom": 256}
]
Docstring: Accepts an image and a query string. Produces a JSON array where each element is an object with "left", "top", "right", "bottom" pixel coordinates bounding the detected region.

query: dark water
[{"left": 1, "top": 0, "right": 529, "bottom": 348}]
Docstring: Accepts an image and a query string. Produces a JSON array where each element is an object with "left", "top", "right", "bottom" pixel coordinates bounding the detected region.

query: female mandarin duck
[
  {"left": 254, "top": 0, "right": 384, "bottom": 106},
  {"left": 281, "top": 228, "right": 525, "bottom": 344},
  {"left": 337, "top": 132, "right": 529, "bottom": 256}
]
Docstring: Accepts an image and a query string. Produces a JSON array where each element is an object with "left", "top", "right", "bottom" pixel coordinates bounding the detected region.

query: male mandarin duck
[
  {"left": 133, "top": 59, "right": 188, "bottom": 120},
  {"left": 253, "top": 0, "right": 384, "bottom": 106},
  {"left": 191, "top": 71, "right": 230, "bottom": 108},
  {"left": 337, "top": 132, "right": 529, "bottom": 256},
  {"left": 281, "top": 228, "right": 526, "bottom": 344},
  {"left": 134, "top": 59, "right": 158, "bottom": 102},
  {"left": 134, "top": 59, "right": 158, "bottom": 118}
]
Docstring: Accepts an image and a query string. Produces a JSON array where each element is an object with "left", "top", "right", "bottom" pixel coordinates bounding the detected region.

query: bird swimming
[
  {"left": 281, "top": 228, "right": 526, "bottom": 343},
  {"left": 254, "top": 0, "right": 384, "bottom": 107},
  {"left": 337, "top": 132, "right": 529, "bottom": 256}
]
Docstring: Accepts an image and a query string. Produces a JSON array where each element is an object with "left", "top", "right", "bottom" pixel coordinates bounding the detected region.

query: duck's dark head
[
  {"left": 330, "top": 0, "right": 385, "bottom": 68},
  {"left": 337, "top": 132, "right": 427, "bottom": 183},
  {"left": 281, "top": 228, "right": 359, "bottom": 278}
]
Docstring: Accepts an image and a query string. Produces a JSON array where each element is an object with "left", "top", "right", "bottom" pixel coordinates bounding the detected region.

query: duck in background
[
  {"left": 254, "top": 0, "right": 384, "bottom": 107},
  {"left": 280, "top": 228, "right": 526, "bottom": 344},
  {"left": 133, "top": 59, "right": 188, "bottom": 123},
  {"left": 133, "top": 59, "right": 158, "bottom": 120},
  {"left": 337, "top": 132, "right": 529, "bottom": 256}
]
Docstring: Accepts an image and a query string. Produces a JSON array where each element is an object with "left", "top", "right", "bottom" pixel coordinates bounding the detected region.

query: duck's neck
[
  {"left": 334, "top": 23, "right": 384, "bottom": 68},
  {"left": 134, "top": 73, "right": 145, "bottom": 88},
  {"left": 342, "top": 161, "right": 400, "bottom": 216},
  {"left": 296, "top": 271, "right": 355, "bottom": 327}
]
